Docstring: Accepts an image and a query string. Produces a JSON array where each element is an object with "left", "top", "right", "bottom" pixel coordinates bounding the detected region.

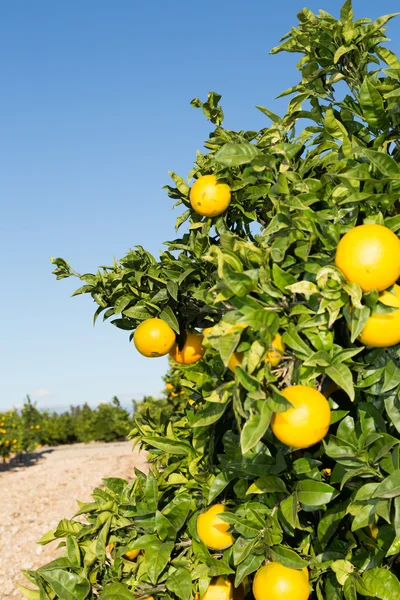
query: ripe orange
[
  {"left": 357, "top": 284, "right": 400, "bottom": 347},
  {"left": 134, "top": 318, "right": 176, "bottom": 357},
  {"left": 124, "top": 548, "right": 140, "bottom": 560},
  {"left": 169, "top": 331, "right": 205, "bottom": 365},
  {"left": 166, "top": 382, "right": 174, "bottom": 391},
  {"left": 253, "top": 563, "right": 309, "bottom": 600},
  {"left": 190, "top": 175, "right": 231, "bottom": 217},
  {"left": 199, "top": 576, "right": 246, "bottom": 600},
  {"left": 171, "top": 392, "right": 179, "bottom": 398},
  {"left": 197, "top": 504, "right": 234, "bottom": 550},
  {"left": 335, "top": 224, "right": 400, "bottom": 292},
  {"left": 271, "top": 385, "right": 331, "bottom": 448},
  {"left": 227, "top": 351, "right": 244, "bottom": 372}
]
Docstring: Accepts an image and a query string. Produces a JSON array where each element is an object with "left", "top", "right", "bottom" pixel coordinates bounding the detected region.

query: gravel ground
[{"left": 0, "top": 441, "right": 148, "bottom": 599}]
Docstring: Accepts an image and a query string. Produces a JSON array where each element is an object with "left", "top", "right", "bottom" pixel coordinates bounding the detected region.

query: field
[{"left": 0, "top": 441, "right": 148, "bottom": 599}]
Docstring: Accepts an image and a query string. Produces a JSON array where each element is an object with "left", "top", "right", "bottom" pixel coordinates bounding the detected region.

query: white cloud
[{"left": 31, "top": 388, "right": 54, "bottom": 398}]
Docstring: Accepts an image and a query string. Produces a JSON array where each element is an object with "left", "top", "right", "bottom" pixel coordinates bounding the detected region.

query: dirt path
[{"left": 0, "top": 441, "right": 148, "bottom": 599}]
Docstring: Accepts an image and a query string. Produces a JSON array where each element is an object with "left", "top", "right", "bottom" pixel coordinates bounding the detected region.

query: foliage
[
  {"left": 0, "top": 396, "right": 137, "bottom": 460},
  {"left": 25, "top": 2, "right": 400, "bottom": 599}
]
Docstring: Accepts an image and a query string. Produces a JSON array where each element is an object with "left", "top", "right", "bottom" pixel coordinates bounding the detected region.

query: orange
[
  {"left": 253, "top": 563, "right": 309, "bottom": 600},
  {"left": 197, "top": 504, "right": 234, "bottom": 550},
  {"left": 190, "top": 175, "right": 231, "bottom": 217},
  {"left": 357, "top": 284, "right": 400, "bottom": 347},
  {"left": 199, "top": 576, "right": 246, "bottom": 600},
  {"left": 134, "top": 318, "right": 176, "bottom": 358},
  {"left": 227, "top": 352, "right": 244, "bottom": 372},
  {"left": 124, "top": 548, "right": 140, "bottom": 560},
  {"left": 335, "top": 224, "right": 400, "bottom": 292},
  {"left": 271, "top": 385, "right": 331, "bottom": 448},
  {"left": 265, "top": 333, "right": 285, "bottom": 367},
  {"left": 171, "top": 392, "right": 179, "bottom": 398},
  {"left": 166, "top": 383, "right": 174, "bottom": 391},
  {"left": 169, "top": 331, "right": 205, "bottom": 365},
  {"left": 369, "top": 523, "right": 379, "bottom": 540}
]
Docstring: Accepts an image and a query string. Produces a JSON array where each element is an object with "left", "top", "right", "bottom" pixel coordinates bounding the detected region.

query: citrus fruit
[
  {"left": 271, "top": 385, "right": 331, "bottom": 448},
  {"left": 265, "top": 333, "right": 285, "bottom": 367},
  {"left": 171, "top": 392, "right": 179, "bottom": 398},
  {"left": 166, "top": 382, "right": 174, "bottom": 391},
  {"left": 190, "top": 175, "right": 231, "bottom": 217},
  {"left": 199, "top": 576, "right": 246, "bottom": 600},
  {"left": 124, "top": 548, "right": 140, "bottom": 560},
  {"left": 335, "top": 224, "right": 400, "bottom": 292},
  {"left": 200, "top": 577, "right": 233, "bottom": 600},
  {"left": 197, "top": 504, "right": 234, "bottom": 550},
  {"left": 134, "top": 318, "right": 176, "bottom": 358},
  {"left": 227, "top": 351, "right": 244, "bottom": 372},
  {"left": 253, "top": 563, "right": 309, "bottom": 600},
  {"left": 169, "top": 331, "right": 205, "bottom": 365},
  {"left": 357, "top": 284, "right": 400, "bottom": 347}
]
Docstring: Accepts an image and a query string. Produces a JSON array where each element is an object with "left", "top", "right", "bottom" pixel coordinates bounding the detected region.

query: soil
[{"left": 0, "top": 441, "right": 148, "bottom": 599}]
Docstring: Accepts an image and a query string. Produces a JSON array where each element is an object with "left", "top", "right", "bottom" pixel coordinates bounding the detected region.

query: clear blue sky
[{"left": 1, "top": 0, "right": 399, "bottom": 412}]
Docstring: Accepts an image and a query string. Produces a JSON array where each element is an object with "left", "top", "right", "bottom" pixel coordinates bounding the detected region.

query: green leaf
[
  {"left": 240, "top": 400, "right": 272, "bottom": 454},
  {"left": 232, "top": 537, "right": 256, "bottom": 566},
  {"left": 295, "top": 480, "right": 339, "bottom": 507},
  {"left": 141, "top": 436, "right": 196, "bottom": 456},
  {"left": 256, "top": 106, "right": 281, "bottom": 123},
  {"left": 99, "top": 583, "right": 135, "bottom": 600},
  {"left": 222, "top": 264, "right": 254, "bottom": 297},
  {"left": 325, "top": 364, "right": 355, "bottom": 401},
  {"left": 340, "top": 0, "right": 354, "bottom": 22},
  {"left": 17, "top": 585, "right": 41, "bottom": 600},
  {"left": 282, "top": 324, "right": 313, "bottom": 359},
  {"left": 159, "top": 306, "right": 180, "bottom": 334},
  {"left": 208, "top": 471, "right": 235, "bottom": 504},
  {"left": 235, "top": 368, "right": 260, "bottom": 393},
  {"left": 234, "top": 553, "right": 265, "bottom": 587},
  {"left": 358, "top": 567, "right": 400, "bottom": 599},
  {"left": 66, "top": 536, "right": 81, "bottom": 568},
  {"left": 156, "top": 510, "right": 176, "bottom": 540},
  {"left": 331, "top": 560, "right": 355, "bottom": 586},
  {"left": 343, "top": 575, "right": 358, "bottom": 600},
  {"left": 373, "top": 470, "right": 400, "bottom": 499},
  {"left": 215, "top": 142, "right": 261, "bottom": 167},
  {"left": 40, "top": 570, "right": 90, "bottom": 600},
  {"left": 382, "top": 362, "right": 400, "bottom": 393},
  {"left": 359, "top": 78, "right": 386, "bottom": 129},
  {"left": 145, "top": 541, "right": 175, "bottom": 585},
  {"left": 191, "top": 401, "right": 228, "bottom": 428},
  {"left": 286, "top": 281, "right": 319, "bottom": 296},
  {"left": 269, "top": 546, "right": 309, "bottom": 569},
  {"left": 318, "top": 500, "right": 349, "bottom": 548},
  {"left": 384, "top": 395, "right": 400, "bottom": 434},
  {"left": 145, "top": 470, "right": 159, "bottom": 512},
  {"left": 247, "top": 475, "right": 287, "bottom": 495},
  {"left": 166, "top": 568, "right": 192, "bottom": 600},
  {"left": 363, "top": 149, "right": 400, "bottom": 177}
]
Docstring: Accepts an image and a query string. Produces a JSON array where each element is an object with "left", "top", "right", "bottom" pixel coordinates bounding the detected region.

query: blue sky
[{"left": 1, "top": 0, "right": 399, "bottom": 412}]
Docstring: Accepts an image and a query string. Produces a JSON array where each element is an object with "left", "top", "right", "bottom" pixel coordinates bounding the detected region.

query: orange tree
[{"left": 22, "top": 2, "right": 400, "bottom": 599}]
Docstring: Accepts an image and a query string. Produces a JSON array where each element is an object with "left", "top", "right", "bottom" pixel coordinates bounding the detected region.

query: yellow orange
[
  {"left": 134, "top": 318, "right": 176, "bottom": 358},
  {"left": 124, "top": 548, "right": 140, "bottom": 560},
  {"left": 227, "top": 352, "right": 244, "bottom": 372},
  {"left": 166, "top": 383, "right": 174, "bottom": 391},
  {"left": 335, "top": 224, "right": 400, "bottom": 292},
  {"left": 265, "top": 333, "right": 285, "bottom": 367},
  {"left": 271, "top": 385, "right": 331, "bottom": 448},
  {"left": 190, "top": 175, "right": 231, "bottom": 217},
  {"left": 357, "top": 284, "right": 400, "bottom": 347},
  {"left": 253, "top": 563, "right": 309, "bottom": 600},
  {"left": 197, "top": 504, "right": 234, "bottom": 550},
  {"left": 169, "top": 331, "right": 205, "bottom": 365}
]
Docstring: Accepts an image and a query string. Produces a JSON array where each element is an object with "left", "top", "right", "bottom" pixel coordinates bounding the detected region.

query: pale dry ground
[{"left": 0, "top": 441, "right": 148, "bottom": 599}]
